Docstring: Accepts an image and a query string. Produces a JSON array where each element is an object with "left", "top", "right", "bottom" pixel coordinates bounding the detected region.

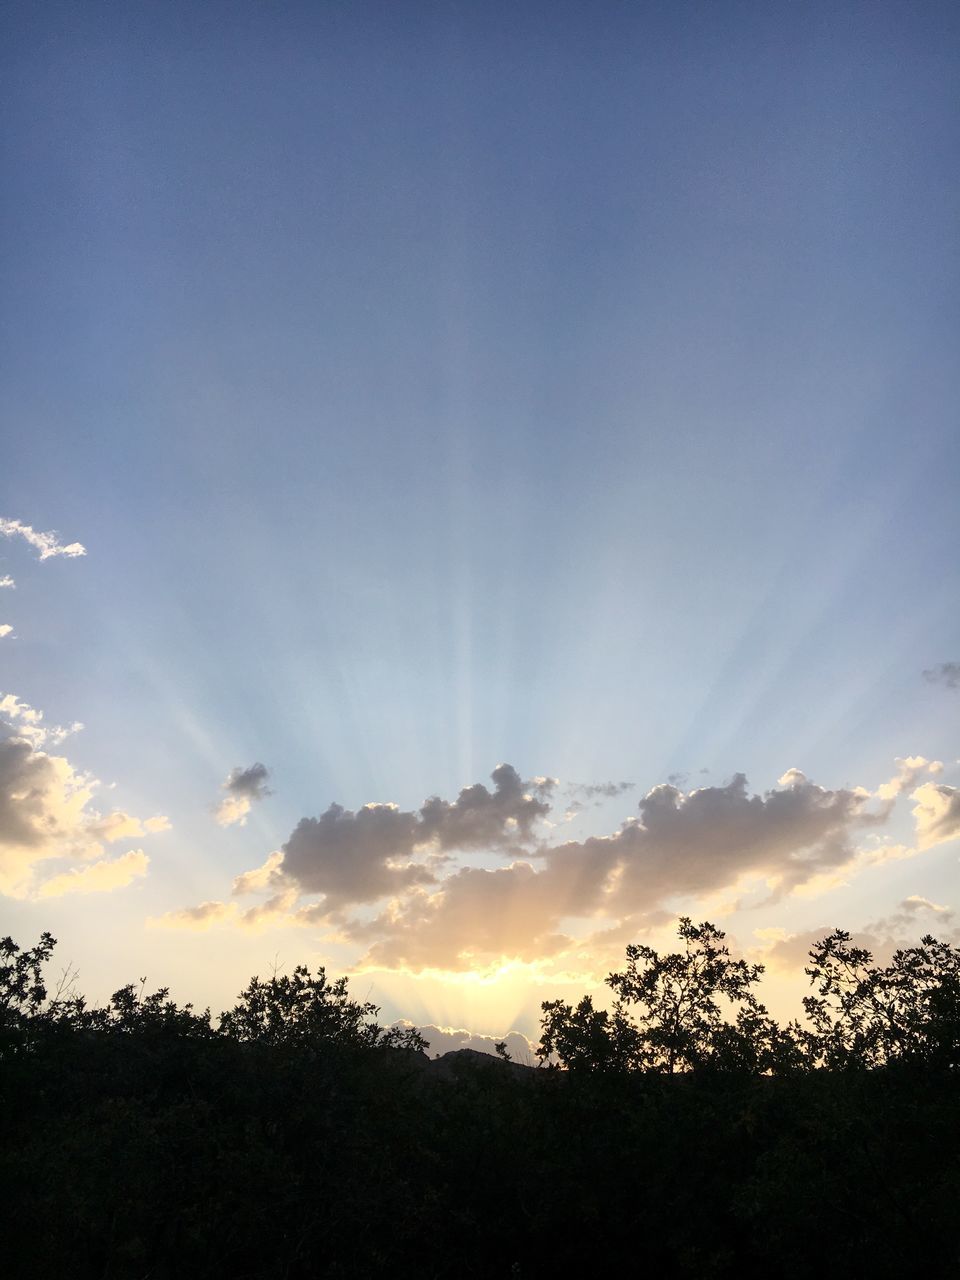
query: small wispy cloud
[
  {"left": 923, "top": 662, "right": 960, "bottom": 690},
  {"left": 0, "top": 692, "right": 82, "bottom": 747},
  {"left": 0, "top": 576, "right": 14, "bottom": 589},
  {"left": 0, "top": 625, "right": 12, "bottom": 640},
  {"left": 0, "top": 517, "right": 86, "bottom": 561}
]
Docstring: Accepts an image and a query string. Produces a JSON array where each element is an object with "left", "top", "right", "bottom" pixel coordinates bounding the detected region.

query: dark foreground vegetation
[{"left": 3, "top": 922, "right": 959, "bottom": 1278}]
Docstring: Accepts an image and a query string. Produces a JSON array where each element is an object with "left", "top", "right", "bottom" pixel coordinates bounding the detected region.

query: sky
[{"left": 2, "top": 0, "right": 958, "bottom": 1052}]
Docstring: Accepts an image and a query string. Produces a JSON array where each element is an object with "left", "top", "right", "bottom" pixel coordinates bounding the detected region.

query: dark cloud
[
  {"left": 282, "top": 803, "right": 430, "bottom": 907},
  {"left": 0, "top": 738, "right": 55, "bottom": 849},
  {"left": 216, "top": 762, "right": 272, "bottom": 826},
  {"left": 419, "top": 763, "right": 552, "bottom": 851},
  {"left": 546, "top": 772, "right": 876, "bottom": 913},
  {"left": 226, "top": 762, "right": 272, "bottom": 799},
  {"left": 238, "top": 765, "right": 555, "bottom": 911},
  {"left": 923, "top": 662, "right": 960, "bottom": 690}
]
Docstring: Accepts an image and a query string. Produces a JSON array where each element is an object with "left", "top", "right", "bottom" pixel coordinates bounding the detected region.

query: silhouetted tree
[
  {"left": 0, "top": 931, "right": 56, "bottom": 1054},
  {"left": 804, "top": 929, "right": 960, "bottom": 1070},
  {"left": 218, "top": 963, "right": 427, "bottom": 1053},
  {"left": 540, "top": 918, "right": 796, "bottom": 1073}
]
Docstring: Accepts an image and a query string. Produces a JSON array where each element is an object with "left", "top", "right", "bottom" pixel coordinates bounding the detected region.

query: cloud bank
[{"left": 160, "top": 756, "right": 959, "bottom": 977}]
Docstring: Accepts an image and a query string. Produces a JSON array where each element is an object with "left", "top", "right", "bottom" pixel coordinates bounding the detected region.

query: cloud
[
  {"left": 0, "top": 516, "right": 86, "bottom": 560},
  {"left": 556, "top": 771, "right": 881, "bottom": 911},
  {"left": 351, "top": 861, "right": 582, "bottom": 972},
  {"left": 177, "top": 759, "right": 940, "bottom": 974},
  {"left": 89, "top": 811, "right": 171, "bottom": 842},
  {"left": 0, "top": 577, "right": 14, "bottom": 589},
  {"left": 232, "top": 848, "right": 285, "bottom": 896},
  {"left": 759, "top": 895, "right": 958, "bottom": 974},
  {"left": 897, "top": 894, "right": 953, "bottom": 917},
  {"left": 875, "top": 756, "right": 943, "bottom": 802},
  {"left": 910, "top": 782, "right": 960, "bottom": 849},
  {"left": 354, "top": 771, "right": 891, "bottom": 972},
  {"left": 215, "top": 762, "right": 272, "bottom": 827},
  {"left": 0, "top": 704, "right": 167, "bottom": 898},
  {"left": 0, "top": 693, "right": 82, "bottom": 748},
  {"left": 151, "top": 900, "right": 239, "bottom": 930},
  {"left": 229, "top": 764, "right": 555, "bottom": 914},
  {"left": 0, "top": 626, "right": 11, "bottom": 639},
  {"left": 564, "top": 780, "right": 635, "bottom": 802},
  {"left": 923, "top": 662, "right": 960, "bottom": 690},
  {"left": 37, "top": 850, "right": 149, "bottom": 898},
  {"left": 418, "top": 764, "right": 554, "bottom": 851},
  {"left": 281, "top": 804, "right": 431, "bottom": 907},
  {"left": 151, "top": 888, "right": 303, "bottom": 932},
  {"left": 393, "top": 1021, "right": 537, "bottom": 1062}
]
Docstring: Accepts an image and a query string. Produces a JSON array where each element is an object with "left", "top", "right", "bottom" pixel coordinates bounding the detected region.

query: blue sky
[{"left": 2, "top": 1, "right": 958, "bottom": 1042}]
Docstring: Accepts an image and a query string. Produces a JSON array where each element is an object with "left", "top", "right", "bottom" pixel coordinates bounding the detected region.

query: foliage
[
  {"left": 539, "top": 918, "right": 806, "bottom": 1074},
  {"left": 218, "top": 963, "right": 427, "bottom": 1053},
  {"left": 0, "top": 931, "right": 55, "bottom": 1027},
  {"left": 2, "top": 928, "right": 959, "bottom": 1277},
  {"left": 804, "top": 929, "right": 960, "bottom": 1069}
]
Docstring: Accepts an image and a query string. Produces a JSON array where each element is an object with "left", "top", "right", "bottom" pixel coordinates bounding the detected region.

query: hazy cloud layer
[
  {"left": 152, "top": 900, "right": 238, "bottom": 930},
  {"left": 215, "top": 762, "right": 272, "bottom": 827},
  {"left": 923, "top": 662, "right": 960, "bottom": 690},
  {"left": 0, "top": 698, "right": 167, "bottom": 899},
  {"left": 759, "top": 895, "right": 958, "bottom": 973},
  {"left": 0, "top": 516, "right": 86, "bottom": 560},
  {"left": 393, "top": 1021, "right": 537, "bottom": 1062},
  {"left": 351, "top": 863, "right": 578, "bottom": 971},
  {"left": 37, "top": 849, "right": 150, "bottom": 898}
]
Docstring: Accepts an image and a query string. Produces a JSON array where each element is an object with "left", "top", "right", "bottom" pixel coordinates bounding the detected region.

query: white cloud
[
  {"left": 0, "top": 577, "right": 14, "bottom": 589},
  {"left": 0, "top": 692, "right": 82, "bottom": 748},
  {"left": 0, "top": 626, "right": 12, "bottom": 639},
  {"left": 911, "top": 782, "right": 960, "bottom": 849},
  {"left": 0, "top": 516, "right": 86, "bottom": 560},
  {"left": 232, "top": 849, "right": 285, "bottom": 896},
  {"left": 89, "top": 811, "right": 171, "bottom": 843},
  {"left": 0, "top": 700, "right": 167, "bottom": 898},
  {"left": 875, "top": 755, "right": 943, "bottom": 801}
]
